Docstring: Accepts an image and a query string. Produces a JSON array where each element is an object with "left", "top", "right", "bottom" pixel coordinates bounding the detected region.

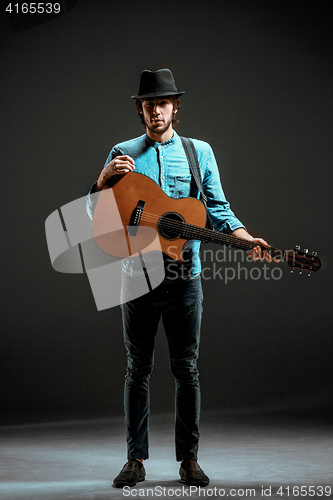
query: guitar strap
[{"left": 180, "top": 136, "right": 214, "bottom": 230}]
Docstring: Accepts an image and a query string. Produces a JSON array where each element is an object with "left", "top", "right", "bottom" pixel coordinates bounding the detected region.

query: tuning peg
[
  {"left": 299, "top": 270, "right": 303, "bottom": 275},
  {"left": 304, "top": 248, "right": 308, "bottom": 253},
  {"left": 308, "top": 272, "right": 312, "bottom": 277},
  {"left": 312, "top": 251, "right": 317, "bottom": 256},
  {"left": 290, "top": 268, "right": 294, "bottom": 273},
  {"left": 295, "top": 245, "right": 300, "bottom": 251}
]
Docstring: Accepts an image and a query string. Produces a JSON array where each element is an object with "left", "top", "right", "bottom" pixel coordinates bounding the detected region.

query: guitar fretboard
[{"left": 176, "top": 220, "right": 282, "bottom": 259}]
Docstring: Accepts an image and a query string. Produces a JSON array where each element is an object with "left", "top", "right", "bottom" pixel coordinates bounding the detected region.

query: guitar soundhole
[{"left": 157, "top": 212, "right": 185, "bottom": 241}]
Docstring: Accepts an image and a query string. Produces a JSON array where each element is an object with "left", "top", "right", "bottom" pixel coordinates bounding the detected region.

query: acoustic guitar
[{"left": 92, "top": 172, "right": 321, "bottom": 275}]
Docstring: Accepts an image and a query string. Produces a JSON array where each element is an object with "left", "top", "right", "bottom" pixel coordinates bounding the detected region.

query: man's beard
[{"left": 145, "top": 116, "right": 173, "bottom": 136}]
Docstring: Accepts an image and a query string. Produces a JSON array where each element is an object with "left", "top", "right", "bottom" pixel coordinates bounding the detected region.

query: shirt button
[{"left": 162, "top": 176, "right": 165, "bottom": 180}]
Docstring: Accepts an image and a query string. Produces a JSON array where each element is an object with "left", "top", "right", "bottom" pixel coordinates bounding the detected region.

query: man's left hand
[
  {"left": 247, "top": 237, "right": 278, "bottom": 262},
  {"left": 230, "top": 228, "right": 279, "bottom": 263}
]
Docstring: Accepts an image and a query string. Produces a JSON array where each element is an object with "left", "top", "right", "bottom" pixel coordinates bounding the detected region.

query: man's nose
[{"left": 153, "top": 104, "right": 161, "bottom": 114}]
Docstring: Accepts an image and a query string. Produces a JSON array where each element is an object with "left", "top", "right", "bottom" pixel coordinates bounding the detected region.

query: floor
[{"left": 0, "top": 409, "right": 332, "bottom": 499}]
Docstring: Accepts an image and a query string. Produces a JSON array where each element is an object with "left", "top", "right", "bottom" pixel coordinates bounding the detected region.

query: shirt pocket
[{"left": 174, "top": 175, "right": 192, "bottom": 199}]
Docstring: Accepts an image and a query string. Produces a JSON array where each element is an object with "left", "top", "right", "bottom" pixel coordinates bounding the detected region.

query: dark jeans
[{"left": 121, "top": 276, "right": 203, "bottom": 461}]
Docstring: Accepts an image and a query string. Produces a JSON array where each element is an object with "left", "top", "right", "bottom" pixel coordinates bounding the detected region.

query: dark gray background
[{"left": 1, "top": 0, "right": 332, "bottom": 418}]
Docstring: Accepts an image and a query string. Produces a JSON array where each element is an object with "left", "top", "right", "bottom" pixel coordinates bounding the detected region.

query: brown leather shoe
[
  {"left": 113, "top": 459, "right": 146, "bottom": 488},
  {"left": 179, "top": 459, "right": 210, "bottom": 487}
]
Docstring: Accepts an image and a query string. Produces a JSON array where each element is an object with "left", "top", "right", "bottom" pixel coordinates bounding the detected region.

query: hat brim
[{"left": 131, "top": 90, "right": 185, "bottom": 99}]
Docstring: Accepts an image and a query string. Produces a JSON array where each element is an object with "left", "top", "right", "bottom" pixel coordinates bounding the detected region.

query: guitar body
[{"left": 93, "top": 172, "right": 207, "bottom": 260}]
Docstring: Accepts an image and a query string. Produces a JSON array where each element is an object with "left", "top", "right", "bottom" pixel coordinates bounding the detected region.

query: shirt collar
[{"left": 145, "top": 130, "right": 179, "bottom": 148}]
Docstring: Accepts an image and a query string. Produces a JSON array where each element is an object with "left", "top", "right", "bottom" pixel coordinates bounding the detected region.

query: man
[{"left": 90, "top": 69, "right": 275, "bottom": 488}]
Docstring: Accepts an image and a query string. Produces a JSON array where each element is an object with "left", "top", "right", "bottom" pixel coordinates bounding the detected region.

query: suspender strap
[{"left": 180, "top": 136, "right": 214, "bottom": 230}]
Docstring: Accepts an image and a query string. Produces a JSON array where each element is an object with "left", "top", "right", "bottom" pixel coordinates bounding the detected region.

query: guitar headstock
[{"left": 285, "top": 246, "right": 321, "bottom": 275}]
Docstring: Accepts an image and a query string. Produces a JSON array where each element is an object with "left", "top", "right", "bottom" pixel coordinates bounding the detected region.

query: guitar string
[
  {"left": 140, "top": 215, "right": 280, "bottom": 253},
  {"left": 134, "top": 214, "right": 315, "bottom": 268},
  {"left": 138, "top": 212, "right": 249, "bottom": 246},
  {"left": 140, "top": 216, "right": 249, "bottom": 247},
  {"left": 138, "top": 213, "right": 265, "bottom": 251},
  {"left": 139, "top": 217, "right": 296, "bottom": 264},
  {"left": 120, "top": 209, "right": 315, "bottom": 268}
]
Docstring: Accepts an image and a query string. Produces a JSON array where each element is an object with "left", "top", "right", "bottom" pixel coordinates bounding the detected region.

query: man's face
[{"left": 140, "top": 97, "right": 175, "bottom": 136}]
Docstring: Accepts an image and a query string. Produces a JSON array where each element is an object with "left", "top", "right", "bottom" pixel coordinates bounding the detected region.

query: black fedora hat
[{"left": 131, "top": 68, "right": 185, "bottom": 99}]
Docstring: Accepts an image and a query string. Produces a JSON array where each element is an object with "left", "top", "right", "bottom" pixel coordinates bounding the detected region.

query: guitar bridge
[{"left": 128, "top": 200, "right": 145, "bottom": 236}]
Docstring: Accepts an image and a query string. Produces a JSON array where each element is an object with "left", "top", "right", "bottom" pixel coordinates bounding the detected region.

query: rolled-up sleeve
[{"left": 202, "top": 145, "right": 245, "bottom": 234}]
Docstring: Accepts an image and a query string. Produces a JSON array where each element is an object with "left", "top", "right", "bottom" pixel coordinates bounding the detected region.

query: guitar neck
[
  {"left": 178, "top": 222, "right": 322, "bottom": 273},
  {"left": 180, "top": 223, "right": 284, "bottom": 260}
]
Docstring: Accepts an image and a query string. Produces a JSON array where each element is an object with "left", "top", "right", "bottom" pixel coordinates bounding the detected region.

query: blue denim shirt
[{"left": 87, "top": 131, "right": 244, "bottom": 280}]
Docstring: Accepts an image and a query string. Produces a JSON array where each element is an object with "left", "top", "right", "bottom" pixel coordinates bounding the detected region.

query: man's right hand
[{"left": 96, "top": 155, "right": 135, "bottom": 191}]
